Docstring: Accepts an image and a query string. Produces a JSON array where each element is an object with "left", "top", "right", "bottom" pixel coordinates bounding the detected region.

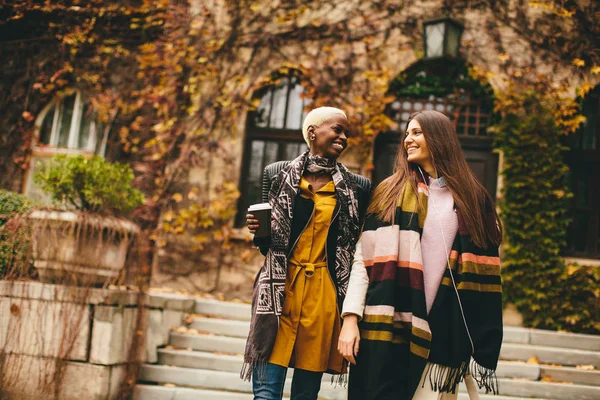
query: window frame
[
  {"left": 35, "top": 90, "right": 107, "bottom": 155},
  {"left": 235, "top": 74, "right": 309, "bottom": 226},
  {"left": 23, "top": 90, "right": 109, "bottom": 199},
  {"left": 564, "top": 88, "right": 600, "bottom": 259}
]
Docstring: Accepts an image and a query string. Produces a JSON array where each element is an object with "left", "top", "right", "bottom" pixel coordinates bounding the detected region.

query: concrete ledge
[
  {"left": 146, "top": 309, "right": 184, "bottom": 363},
  {"left": 147, "top": 292, "right": 196, "bottom": 312},
  {"left": 0, "top": 281, "right": 142, "bottom": 306},
  {"left": 0, "top": 297, "right": 89, "bottom": 360},
  {"left": 90, "top": 305, "right": 140, "bottom": 365},
  {"left": 0, "top": 353, "right": 123, "bottom": 400}
]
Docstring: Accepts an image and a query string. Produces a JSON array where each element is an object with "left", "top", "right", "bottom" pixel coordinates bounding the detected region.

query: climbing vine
[{"left": 492, "top": 75, "right": 599, "bottom": 334}]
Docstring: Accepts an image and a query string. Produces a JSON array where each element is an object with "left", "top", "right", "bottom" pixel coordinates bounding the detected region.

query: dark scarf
[
  {"left": 348, "top": 182, "right": 502, "bottom": 400},
  {"left": 305, "top": 152, "right": 336, "bottom": 174},
  {"left": 241, "top": 151, "right": 361, "bottom": 381}
]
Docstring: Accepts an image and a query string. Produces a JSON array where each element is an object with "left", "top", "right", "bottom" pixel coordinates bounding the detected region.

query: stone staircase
[{"left": 134, "top": 298, "right": 600, "bottom": 400}]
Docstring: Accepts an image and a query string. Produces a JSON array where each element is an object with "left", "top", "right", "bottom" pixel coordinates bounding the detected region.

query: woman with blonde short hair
[{"left": 242, "top": 107, "right": 371, "bottom": 400}]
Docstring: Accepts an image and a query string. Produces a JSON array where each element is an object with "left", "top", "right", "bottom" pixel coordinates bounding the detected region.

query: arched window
[
  {"left": 37, "top": 91, "right": 106, "bottom": 153},
  {"left": 374, "top": 59, "right": 497, "bottom": 199},
  {"left": 565, "top": 86, "right": 600, "bottom": 259},
  {"left": 24, "top": 91, "right": 109, "bottom": 200},
  {"left": 236, "top": 72, "right": 309, "bottom": 226}
]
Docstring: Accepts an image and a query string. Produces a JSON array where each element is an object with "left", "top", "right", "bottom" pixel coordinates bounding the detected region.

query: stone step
[
  {"left": 193, "top": 299, "right": 600, "bottom": 351},
  {"left": 139, "top": 364, "right": 346, "bottom": 399},
  {"left": 540, "top": 365, "right": 600, "bottom": 387},
  {"left": 133, "top": 383, "right": 541, "bottom": 400},
  {"left": 169, "top": 332, "right": 246, "bottom": 355},
  {"left": 503, "top": 326, "right": 600, "bottom": 352},
  {"left": 159, "top": 349, "right": 534, "bottom": 379},
  {"left": 156, "top": 347, "right": 600, "bottom": 387},
  {"left": 134, "top": 384, "right": 254, "bottom": 400},
  {"left": 189, "top": 317, "right": 250, "bottom": 338},
  {"left": 195, "top": 299, "right": 250, "bottom": 321},
  {"left": 168, "top": 331, "right": 600, "bottom": 371},
  {"left": 158, "top": 349, "right": 243, "bottom": 372},
  {"left": 190, "top": 317, "right": 249, "bottom": 338},
  {"left": 500, "top": 342, "right": 600, "bottom": 367},
  {"left": 497, "top": 378, "right": 599, "bottom": 400},
  {"left": 141, "top": 365, "right": 579, "bottom": 399}
]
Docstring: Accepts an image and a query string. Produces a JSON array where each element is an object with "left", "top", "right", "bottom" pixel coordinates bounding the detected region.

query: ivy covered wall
[{"left": 492, "top": 78, "right": 599, "bottom": 334}]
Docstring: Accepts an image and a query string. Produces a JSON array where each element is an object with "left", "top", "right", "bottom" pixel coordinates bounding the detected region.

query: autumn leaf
[
  {"left": 591, "top": 66, "right": 600, "bottom": 75},
  {"left": 572, "top": 58, "right": 585, "bottom": 67},
  {"left": 21, "top": 111, "right": 34, "bottom": 122},
  {"left": 172, "top": 193, "right": 183, "bottom": 203},
  {"left": 576, "top": 82, "right": 594, "bottom": 98},
  {"left": 526, "top": 356, "right": 540, "bottom": 364}
]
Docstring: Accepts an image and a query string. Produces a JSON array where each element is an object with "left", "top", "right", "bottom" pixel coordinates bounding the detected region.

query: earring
[{"left": 310, "top": 135, "right": 316, "bottom": 140}]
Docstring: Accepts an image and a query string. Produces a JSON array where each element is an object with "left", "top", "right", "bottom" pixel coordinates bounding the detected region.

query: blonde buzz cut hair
[{"left": 301, "top": 106, "right": 347, "bottom": 147}]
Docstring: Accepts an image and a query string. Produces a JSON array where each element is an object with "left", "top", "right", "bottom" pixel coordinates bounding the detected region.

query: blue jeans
[{"left": 252, "top": 362, "right": 323, "bottom": 400}]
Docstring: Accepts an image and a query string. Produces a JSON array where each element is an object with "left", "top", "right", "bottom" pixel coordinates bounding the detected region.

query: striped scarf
[{"left": 348, "top": 182, "right": 502, "bottom": 400}]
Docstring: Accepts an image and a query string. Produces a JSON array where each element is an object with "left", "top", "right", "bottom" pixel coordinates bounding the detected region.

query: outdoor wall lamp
[{"left": 423, "top": 17, "right": 464, "bottom": 59}]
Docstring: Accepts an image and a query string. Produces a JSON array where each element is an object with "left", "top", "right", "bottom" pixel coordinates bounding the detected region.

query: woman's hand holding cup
[{"left": 246, "top": 213, "right": 259, "bottom": 234}]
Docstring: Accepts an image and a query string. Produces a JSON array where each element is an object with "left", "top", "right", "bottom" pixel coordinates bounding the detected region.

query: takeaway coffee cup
[{"left": 248, "top": 203, "right": 272, "bottom": 238}]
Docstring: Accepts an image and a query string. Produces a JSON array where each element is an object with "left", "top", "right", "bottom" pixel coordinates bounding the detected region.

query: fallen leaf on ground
[
  {"left": 162, "top": 383, "right": 176, "bottom": 387},
  {"left": 576, "top": 364, "right": 595, "bottom": 370},
  {"left": 542, "top": 376, "right": 573, "bottom": 384},
  {"left": 527, "top": 356, "right": 540, "bottom": 364}
]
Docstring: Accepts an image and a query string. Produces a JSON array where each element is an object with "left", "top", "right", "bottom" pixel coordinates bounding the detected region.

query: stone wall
[{"left": 0, "top": 281, "right": 193, "bottom": 400}]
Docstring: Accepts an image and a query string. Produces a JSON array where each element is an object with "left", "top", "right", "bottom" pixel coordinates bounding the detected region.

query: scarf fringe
[
  {"left": 330, "top": 372, "right": 348, "bottom": 388},
  {"left": 240, "top": 359, "right": 268, "bottom": 383},
  {"left": 469, "top": 359, "right": 499, "bottom": 394},
  {"left": 422, "top": 360, "right": 498, "bottom": 395}
]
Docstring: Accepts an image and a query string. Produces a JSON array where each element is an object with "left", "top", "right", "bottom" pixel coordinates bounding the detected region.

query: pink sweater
[
  {"left": 421, "top": 177, "right": 458, "bottom": 314},
  {"left": 341, "top": 176, "right": 459, "bottom": 320}
]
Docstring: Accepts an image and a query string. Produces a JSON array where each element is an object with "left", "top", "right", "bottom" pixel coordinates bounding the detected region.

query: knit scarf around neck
[
  {"left": 348, "top": 181, "right": 503, "bottom": 400},
  {"left": 241, "top": 150, "right": 361, "bottom": 381}
]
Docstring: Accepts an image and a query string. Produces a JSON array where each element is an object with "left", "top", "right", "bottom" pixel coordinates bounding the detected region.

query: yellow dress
[{"left": 268, "top": 177, "right": 345, "bottom": 374}]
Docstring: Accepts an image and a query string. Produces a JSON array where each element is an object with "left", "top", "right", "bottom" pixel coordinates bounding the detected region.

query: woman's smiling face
[
  {"left": 404, "top": 119, "right": 432, "bottom": 167},
  {"left": 308, "top": 114, "right": 350, "bottom": 159}
]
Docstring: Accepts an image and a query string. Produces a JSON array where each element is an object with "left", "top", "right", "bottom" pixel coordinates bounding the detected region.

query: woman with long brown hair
[{"left": 338, "top": 110, "right": 503, "bottom": 400}]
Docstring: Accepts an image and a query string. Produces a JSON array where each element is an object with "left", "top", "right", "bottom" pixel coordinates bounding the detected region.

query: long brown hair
[{"left": 368, "top": 110, "right": 502, "bottom": 248}]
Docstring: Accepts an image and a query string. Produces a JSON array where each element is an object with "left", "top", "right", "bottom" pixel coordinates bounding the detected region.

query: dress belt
[{"left": 287, "top": 258, "right": 328, "bottom": 294}]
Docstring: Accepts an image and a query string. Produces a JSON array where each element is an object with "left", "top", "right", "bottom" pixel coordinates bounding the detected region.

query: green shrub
[
  {"left": 0, "top": 190, "right": 32, "bottom": 278},
  {"left": 0, "top": 190, "right": 32, "bottom": 227},
  {"left": 34, "top": 155, "right": 144, "bottom": 216}
]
